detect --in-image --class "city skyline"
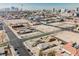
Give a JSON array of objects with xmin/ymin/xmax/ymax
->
[{"xmin": 0, "ymin": 3, "xmax": 79, "ymax": 10}]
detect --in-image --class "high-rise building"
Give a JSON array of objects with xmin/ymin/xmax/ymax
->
[
  {"xmin": 76, "ymin": 7, "xmax": 79, "ymax": 12},
  {"xmin": 10, "ymin": 6, "xmax": 19, "ymax": 11},
  {"xmin": 52, "ymin": 8, "xmax": 56, "ymax": 12}
]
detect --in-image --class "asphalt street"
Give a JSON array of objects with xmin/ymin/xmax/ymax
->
[{"xmin": 4, "ymin": 24, "xmax": 30, "ymax": 56}]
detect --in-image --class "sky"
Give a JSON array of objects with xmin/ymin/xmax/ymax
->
[{"xmin": 0, "ymin": 3, "xmax": 79, "ymax": 10}]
